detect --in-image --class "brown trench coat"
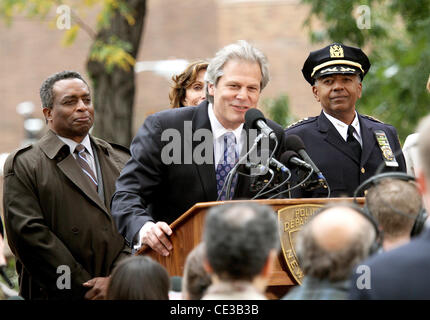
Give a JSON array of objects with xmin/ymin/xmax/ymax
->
[{"xmin": 3, "ymin": 130, "xmax": 131, "ymax": 299}]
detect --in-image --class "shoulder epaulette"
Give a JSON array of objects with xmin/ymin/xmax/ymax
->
[
  {"xmin": 362, "ymin": 114, "xmax": 383, "ymax": 123},
  {"xmin": 285, "ymin": 117, "xmax": 317, "ymax": 129},
  {"xmin": 4, "ymin": 144, "xmax": 33, "ymax": 173},
  {"xmin": 92, "ymin": 136, "xmax": 131, "ymax": 155},
  {"xmin": 108, "ymin": 142, "xmax": 131, "ymax": 155},
  {"xmin": 12, "ymin": 144, "xmax": 33, "ymax": 158}
]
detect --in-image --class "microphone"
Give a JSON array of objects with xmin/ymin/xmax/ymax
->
[
  {"xmin": 258, "ymin": 149, "xmax": 289, "ymax": 174},
  {"xmin": 269, "ymin": 157, "xmax": 289, "ymax": 173},
  {"xmin": 244, "ymin": 162, "xmax": 269, "ymax": 175},
  {"xmin": 245, "ymin": 109, "xmax": 277, "ymax": 140},
  {"xmin": 285, "ymin": 135, "xmax": 325, "ymax": 181},
  {"xmin": 280, "ymin": 151, "xmax": 312, "ymax": 170}
]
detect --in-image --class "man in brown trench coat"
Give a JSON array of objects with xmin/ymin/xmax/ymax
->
[{"xmin": 2, "ymin": 71, "xmax": 130, "ymax": 300}]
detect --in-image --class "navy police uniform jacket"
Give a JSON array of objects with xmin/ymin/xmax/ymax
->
[{"xmin": 284, "ymin": 111, "xmax": 406, "ymax": 198}]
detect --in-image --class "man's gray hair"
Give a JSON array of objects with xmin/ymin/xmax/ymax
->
[
  {"xmin": 296, "ymin": 204, "xmax": 376, "ymax": 282},
  {"xmin": 203, "ymin": 202, "xmax": 279, "ymax": 281},
  {"xmin": 204, "ymin": 40, "xmax": 270, "ymax": 104},
  {"xmin": 40, "ymin": 70, "xmax": 89, "ymax": 109}
]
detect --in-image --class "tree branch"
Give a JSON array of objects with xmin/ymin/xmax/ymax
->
[{"xmin": 71, "ymin": 9, "xmax": 97, "ymax": 40}]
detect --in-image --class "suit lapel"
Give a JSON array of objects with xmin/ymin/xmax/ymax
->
[
  {"xmin": 318, "ymin": 112, "xmax": 361, "ymax": 165},
  {"xmin": 94, "ymin": 142, "xmax": 120, "ymax": 210},
  {"xmin": 57, "ymin": 155, "xmax": 108, "ymax": 213},
  {"xmin": 192, "ymin": 101, "xmax": 218, "ymax": 201},
  {"xmin": 39, "ymin": 130, "xmax": 108, "ymax": 214},
  {"xmin": 358, "ymin": 114, "xmax": 378, "ymax": 166}
]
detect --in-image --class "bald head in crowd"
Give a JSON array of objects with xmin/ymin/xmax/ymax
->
[{"xmin": 297, "ymin": 203, "xmax": 377, "ymax": 282}]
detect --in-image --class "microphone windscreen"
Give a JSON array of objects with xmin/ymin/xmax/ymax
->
[
  {"xmin": 285, "ymin": 134, "xmax": 306, "ymax": 152},
  {"xmin": 245, "ymin": 108, "xmax": 266, "ymax": 129},
  {"xmin": 280, "ymin": 150, "xmax": 299, "ymax": 165}
]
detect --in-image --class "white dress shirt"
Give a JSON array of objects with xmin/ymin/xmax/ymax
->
[
  {"xmin": 323, "ymin": 110, "xmax": 362, "ymax": 147},
  {"xmin": 208, "ymin": 102, "xmax": 246, "ymax": 166},
  {"xmin": 57, "ymin": 134, "xmax": 97, "ymax": 180}
]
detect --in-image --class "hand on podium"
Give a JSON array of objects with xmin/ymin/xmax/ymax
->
[{"xmin": 140, "ymin": 221, "xmax": 173, "ymax": 256}]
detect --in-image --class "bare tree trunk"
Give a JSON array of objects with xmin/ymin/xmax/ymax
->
[{"xmin": 87, "ymin": 0, "xmax": 146, "ymax": 147}]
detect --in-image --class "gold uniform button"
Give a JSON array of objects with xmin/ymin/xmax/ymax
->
[{"xmin": 361, "ymin": 168, "xmax": 365, "ymax": 174}]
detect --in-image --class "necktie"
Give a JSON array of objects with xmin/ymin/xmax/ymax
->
[
  {"xmin": 347, "ymin": 125, "xmax": 362, "ymax": 161},
  {"xmin": 74, "ymin": 144, "xmax": 98, "ymax": 191},
  {"xmin": 216, "ymin": 132, "xmax": 238, "ymax": 200}
]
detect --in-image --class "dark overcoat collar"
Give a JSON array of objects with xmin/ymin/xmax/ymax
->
[{"xmin": 38, "ymin": 130, "xmax": 112, "ymax": 215}]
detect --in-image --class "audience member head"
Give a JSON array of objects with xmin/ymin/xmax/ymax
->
[
  {"xmin": 205, "ymin": 40, "xmax": 270, "ymax": 104},
  {"xmin": 169, "ymin": 60, "xmax": 208, "ymax": 108},
  {"xmin": 203, "ymin": 203, "xmax": 279, "ymax": 288},
  {"xmin": 182, "ymin": 243, "xmax": 212, "ymax": 300},
  {"xmin": 107, "ymin": 256, "xmax": 170, "ymax": 300},
  {"xmin": 40, "ymin": 70, "xmax": 93, "ymax": 143},
  {"xmin": 297, "ymin": 203, "xmax": 377, "ymax": 282},
  {"xmin": 366, "ymin": 178, "xmax": 422, "ymax": 249}
]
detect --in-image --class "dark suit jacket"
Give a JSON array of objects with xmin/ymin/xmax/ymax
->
[
  {"xmin": 349, "ymin": 227, "xmax": 430, "ymax": 299},
  {"xmin": 111, "ymin": 101, "xmax": 288, "ymax": 246},
  {"xmin": 0, "ymin": 215, "xmax": 3, "ymax": 238},
  {"xmin": 284, "ymin": 111, "xmax": 406, "ymax": 197},
  {"xmin": 3, "ymin": 130, "xmax": 131, "ymax": 299}
]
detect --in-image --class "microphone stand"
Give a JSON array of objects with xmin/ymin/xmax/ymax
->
[
  {"xmin": 223, "ymin": 133, "xmax": 265, "ymax": 201},
  {"xmin": 252, "ymin": 166, "xmax": 292, "ymax": 199},
  {"xmin": 268, "ymin": 167, "xmax": 315, "ymax": 199}
]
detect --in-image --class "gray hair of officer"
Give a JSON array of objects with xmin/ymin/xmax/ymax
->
[
  {"xmin": 203, "ymin": 202, "xmax": 279, "ymax": 281},
  {"xmin": 204, "ymin": 40, "xmax": 270, "ymax": 104},
  {"xmin": 296, "ymin": 203, "xmax": 376, "ymax": 282}
]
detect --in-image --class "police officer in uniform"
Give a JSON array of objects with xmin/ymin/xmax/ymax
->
[{"xmin": 285, "ymin": 43, "xmax": 406, "ymax": 198}]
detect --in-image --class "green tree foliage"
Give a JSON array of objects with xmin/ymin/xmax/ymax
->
[
  {"xmin": 262, "ymin": 94, "xmax": 297, "ymax": 128},
  {"xmin": 301, "ymin": 0, "xmax": 430, "ymax": 143},
  {"xmin": 0, "ymin": 0, "xmax": 136, "ymax": 72}
]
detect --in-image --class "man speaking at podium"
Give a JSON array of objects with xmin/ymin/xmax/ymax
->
[{"xmin": 111, "ymin": 41, "xmax": 288, "ymax": 256}]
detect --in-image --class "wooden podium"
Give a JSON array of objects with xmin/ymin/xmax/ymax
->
[{"xmin": 137, "ymin": 197, "xmax": 364, "ymax": 298}]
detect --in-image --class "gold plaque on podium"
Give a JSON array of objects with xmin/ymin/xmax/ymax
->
[{"xmin": 278, "ymin": 204, "xmax": 322, "ymax": 285}]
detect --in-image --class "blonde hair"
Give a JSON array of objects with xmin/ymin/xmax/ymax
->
[{"xmin": 169, "ymin": 60, "xmax": 208, "ymax": 108}]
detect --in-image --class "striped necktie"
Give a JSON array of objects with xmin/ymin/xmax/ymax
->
[
  {"xmin": 216, "ymin": 132, "xmax": 238, "ymax": 200},
  {"xmin": 74, "ymin": 144, "xmax": 98, "ymax": 191}
]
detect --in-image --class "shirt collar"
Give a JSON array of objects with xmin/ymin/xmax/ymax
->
[
  {"xmin": 57, "ymin": 134, "xmax": 93, "ymax": 157},
  {"xmin": 323, "ymin": 110, "xmax": 361, "ymax": 141},
  {"xmin": 208, "ymin": 102, "xmax": 244, "ymax": 142}
]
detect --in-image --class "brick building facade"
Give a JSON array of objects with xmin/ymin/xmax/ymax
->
[{"xmin": 0, "ymin": 0, "xmax": 322, "ymax": 155}]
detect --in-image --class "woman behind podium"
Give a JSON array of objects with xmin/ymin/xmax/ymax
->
[{"xmin": 169, "ymin": 60, "xmax": 208, "ymax": 108}]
